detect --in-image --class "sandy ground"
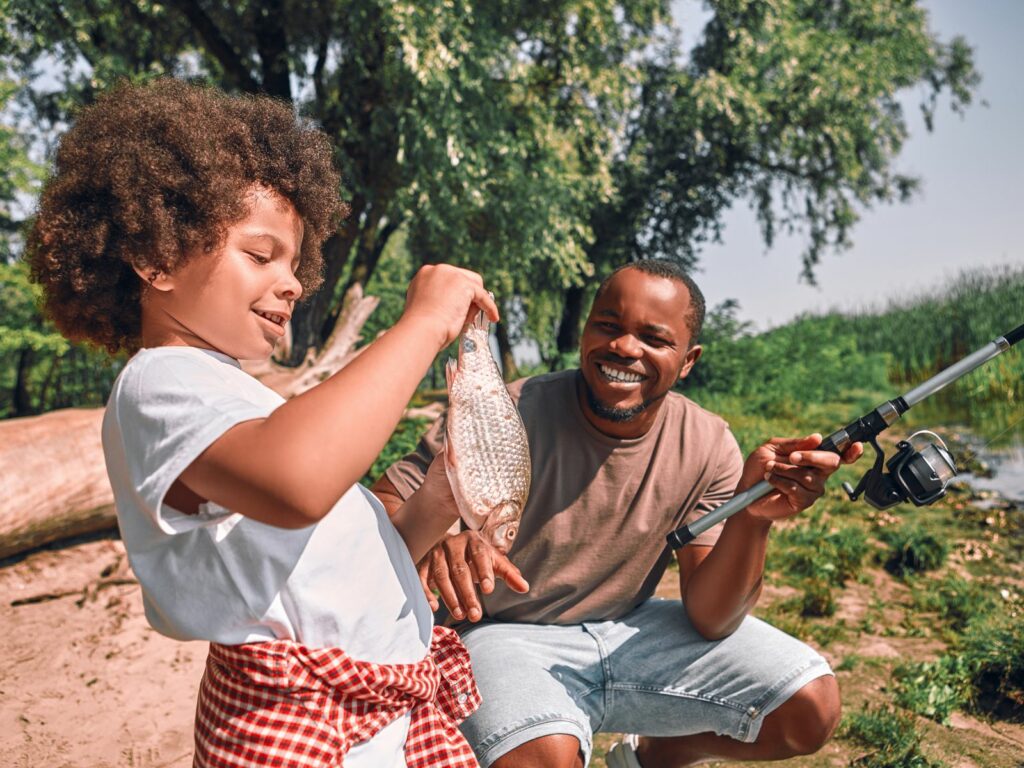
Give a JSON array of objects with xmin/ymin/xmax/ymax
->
[
  {"xmin": 5, "ymin": 533, "xmax": 1024, "ymax": 768},
  {"xmin": 1, "ymin": 538, "xmax": 201, "ymax": 768}
]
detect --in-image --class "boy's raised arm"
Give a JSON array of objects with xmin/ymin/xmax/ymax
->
[{"xmin": 176, "ymin": 265, "xmax": 498, "ymax": 529}]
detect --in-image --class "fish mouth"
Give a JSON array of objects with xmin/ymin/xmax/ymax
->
[
  {"xmin": 480, "ymin": 502, "xmax": 521, "ymax": 554},
  {"xmin": 483, "ymin": 520, "xmax": 519, "ymax": 554}
]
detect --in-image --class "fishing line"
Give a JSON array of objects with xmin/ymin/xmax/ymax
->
[{"xmin": 956, "ymin": 414, "xmax": 1024, "ymax": 465}]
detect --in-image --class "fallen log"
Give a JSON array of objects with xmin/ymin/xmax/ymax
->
[
  {"xmin": 0, "ymin": 408, "xmax": 112, "ymax": 561},
  {"xmin": 0, "ymin": 285, "xmax": 433, "ymax": 560}
]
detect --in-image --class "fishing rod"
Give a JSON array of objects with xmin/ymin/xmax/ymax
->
[{"xmin": 666, "ymin": 323, "xmax": 1024, "ymax": 549}]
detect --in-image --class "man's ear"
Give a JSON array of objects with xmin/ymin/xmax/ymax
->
[
  {"xmin": 131, "ymin": 263, "xmax": 174, "ymax": 292},
  {"xmin": 677, "ymin": 344, "xmax": 703, "ymax": 382}
]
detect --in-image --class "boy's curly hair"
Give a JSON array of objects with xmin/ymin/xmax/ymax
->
[{"xmin": 28, "ymin": 78, "xmax": 345, "ymax": 354}]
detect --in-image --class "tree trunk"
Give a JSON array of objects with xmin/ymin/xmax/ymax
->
[
  {"xmin": 553, "ymin": 285, "xmax": 585, "ymax": 367},
  {"xmin": 494, "ymin": 320, "xmax": 519, "ymax": 381},
  {"xmin": 0, "ymin": 285, "xmax": 398, "ymax": 560},
  {"xmin": 12, "ymin": 348, "xmax": 34, "ymax": 416},
  {"xmin": 283, "ymin": 220, "xmax": 361, "ymax": 366}
]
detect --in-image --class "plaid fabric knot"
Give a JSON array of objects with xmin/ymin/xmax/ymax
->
[{"xmin": 193, "ymin": 625, "xmax": 481, "ymax": 767}]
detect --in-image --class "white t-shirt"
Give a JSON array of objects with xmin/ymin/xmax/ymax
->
[{"xmin": 102, "ymin": 346, "xmax": 433, "ymax": 766}]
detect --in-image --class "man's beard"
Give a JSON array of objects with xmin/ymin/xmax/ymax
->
[{"xmin": 582, "ymin": 374, "xmax": 666, "ymax": 422}]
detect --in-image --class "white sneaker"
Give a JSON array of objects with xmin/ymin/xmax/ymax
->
[{"xmin": 605, "ymin": 734, "xmax": 643, "ymax": 768}]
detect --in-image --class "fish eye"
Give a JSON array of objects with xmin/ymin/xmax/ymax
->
[{"xmin": 464, "ymin": 338, "xmax": 477, "ymax": 352}]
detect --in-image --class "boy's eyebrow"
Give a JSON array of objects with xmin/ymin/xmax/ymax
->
[
  {"xmin": 239, "ymin": 231, "xmax": 301, "ymax": 259},
  {"xmin": 239, "ymin": 231, "xmax": 284, "ymax": 246}
]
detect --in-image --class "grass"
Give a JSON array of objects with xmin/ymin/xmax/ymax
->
[
  {"xmin": 840, "ymin": 705, "xmax": 946, "ymax": 768},
  {"xmin": 878, "ymin": 524, "xmax": 949, "ymax": 578},
  {"xmin": 893, "ymin": 656, "xmax": 973, "ymax": 724}
]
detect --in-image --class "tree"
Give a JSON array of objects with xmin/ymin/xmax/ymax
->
[
  {"xmin": 2, "ymin": 0, "xmax": 655, "ymax": 366},
  {"xmin": 551, "ymin": 0, "xmax": 980, "ymax": 357},
  {"xmin": 0, "ymin": 0, "xmax": 979, "ymax": 372}
]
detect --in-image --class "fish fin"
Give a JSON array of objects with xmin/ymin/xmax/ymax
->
[{"xmin": 445, "ymin": 358, "xmax": 458, "ymax": 390}]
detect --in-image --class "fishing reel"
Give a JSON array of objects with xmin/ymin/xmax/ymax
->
[{"xmin": 842, "ymin": 430, "xmax": 958, "ymax": 510}]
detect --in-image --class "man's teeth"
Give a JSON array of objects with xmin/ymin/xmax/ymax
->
[
  {"xmin": 255, "ymin": 310, "xmax": 285, "ymax": 325},
  {"xmin": 599, "ymin": 364, "xmax": 644, "ymax": 383}
]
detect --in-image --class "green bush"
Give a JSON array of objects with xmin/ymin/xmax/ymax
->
[
  {"xmin": 879, "ymin": 525, "xmax": 948, "ymax": 578},
  {"xmin": 960, "ymin": 611, "xmax": 1024, "ymax": 721},
  {"xmin": 893, "ymin": 656, "xmax": 972, "ymax": 724},
  {"xmin": 363, "ymin": 417, "xmax": 432, "ymax": 486},
  {"xmin": 841, "ymin": 705, "xmax": 945, "ymax": 768},
  {"xmin": 800, "ymin": 579, "xmax": 836, "ymax": 618},
  {"xmin": 687, "ymin": 265, "xmax": 1023, "ymax": 415},
  {"xmin": 767, "ymin": 517, "xmax": 869, "ymax": 587},
  {"xmin": 909, "ymin": 574, "xmax": 998, "ymax": 634}
]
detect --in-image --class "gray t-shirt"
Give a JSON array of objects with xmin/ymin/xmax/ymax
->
[{"xmin": 384, "ymin": 370, "xmax": 744, "ymax": 625}]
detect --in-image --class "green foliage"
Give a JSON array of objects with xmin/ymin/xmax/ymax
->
[
  {"xmin": 879, "ymin": 525, "xmax": 948, "ymax": 578},
  {"xmin": 841, "ymin": 704, "xmax": 946, "ymax": 768},
  {"xmin": 959, "ymin": 611, "xmax": 1024, "ymax": 721},
  {"xmin": 767, "ymin": 516, "xmax": 869, "ymax": 587},
  {"xmin": 362, "ymin": 417, "xmax": 431, "ymax": 486},
  {"xmin": 798, "ymin": 578, "xmax": 835, "ymax": 618},
  {"xmin": 0, "ymin": 0, "xmax": 981, "ymax": 368},
  {"xmin": 687, "ymin": 313, "xmax": 892, "ymax": 414},
  {"xmin": 0, "ymin": 259, "xmax": 120, "ymax": 417},
  {"xmin": 0, "ymin": 76, "xmax": 42, "ymax": 252},
  {"xmin": 688, "ymin": 265, "xmax": 1022, "ymax": 414},
  {"xmin": 835, "ymin": 653, "xmax": 861, "ymax": 672},
  {"xmin": 893, "ymin": 656, "xmax": 973, "ymax": 725},
  {"xmin": 362, "ymin": 230, "xmax": 413, "ymax": 344},
  {"xmin": 909, "ymin": 573, "xmax": 998, "ymax": 634}
]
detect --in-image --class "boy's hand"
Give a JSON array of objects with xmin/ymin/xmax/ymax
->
[
  {"xmin": 741, "ymin": 433, "xmax": 863, "ymax": 523},
  {"xmin": 401, "ymin": 264, "xmax": 500, "ymax": 350},
  {"xmin": 417, "ymin": 530, "xmax": 530, "ymax": 622}
]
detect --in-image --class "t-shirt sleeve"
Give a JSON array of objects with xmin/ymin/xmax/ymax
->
[
  {"xmin": 686, "ymin": 426, "xmax": 744, "ymax": 547},
  {"xmin": 381, "ymin": 411, "xmax": 447, "ymax": 500},
  {"xmin": 108, "ymin": 352, "xmax": 273, "ymax": 536}
]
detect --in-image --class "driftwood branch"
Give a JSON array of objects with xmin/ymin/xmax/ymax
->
[
  {"xmin": 241, "ymin": 283, "xmax": 380, "ymax": 398},
  {"xmin": 0, "ymin": 285, "xmax": 420, "ymax": 560}
]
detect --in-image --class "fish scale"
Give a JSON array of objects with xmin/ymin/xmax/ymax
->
[{"xmin": 444, "ymin": 313, "xmax": 531, "ymax": 554}]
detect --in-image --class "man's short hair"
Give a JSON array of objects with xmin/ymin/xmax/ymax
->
[{"xmin": 595, "ymin": 259, "xmax": 706, "ymax": 342}]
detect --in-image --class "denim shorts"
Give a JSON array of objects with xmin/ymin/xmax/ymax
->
[{"xmin": 458, "ymin": 598, "xmax": 832, "ymax": 767}]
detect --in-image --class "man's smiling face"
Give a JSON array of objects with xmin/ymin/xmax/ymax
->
[{"xmin": 577, "ymin": 267, "xmax": 702, "ymax": 438}]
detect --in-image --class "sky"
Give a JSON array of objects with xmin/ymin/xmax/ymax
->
[{"xmin": 670, "ymin": 0, "xmax": 1023, "ymax": 331}]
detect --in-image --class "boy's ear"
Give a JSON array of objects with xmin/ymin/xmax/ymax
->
[{"xmin": 131, "ymin": 264, "xmax": 174, "ymax": 291}]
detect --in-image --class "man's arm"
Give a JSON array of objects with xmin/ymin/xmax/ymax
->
[
  {"xmin": 370, "ymin": 437, "xmax": 529, "ymax": 620},
  {"xmin": 375, "ymin": 458, "xmax": 463, "ymax": 564},
  {"xmin": 679, "ymin": 433, "xmax": 862, "ymax": 640}
]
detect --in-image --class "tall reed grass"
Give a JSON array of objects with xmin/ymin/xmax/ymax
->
[{"xmin": 688, "ymin": 264, "xmax": 1023, "ymax": 414}]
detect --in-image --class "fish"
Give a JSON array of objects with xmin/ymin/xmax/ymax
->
[{"xmin": 444, "ymin": 312, "xmax": 531, "ymax": 554}]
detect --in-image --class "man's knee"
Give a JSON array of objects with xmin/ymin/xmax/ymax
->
[
  {"xmin": 490, "ymin": 733, "xmax": 584, "ymax": 768},
  {"xmin": 771, "ymin": 674, "xmax": 841, "ymax": 756}
]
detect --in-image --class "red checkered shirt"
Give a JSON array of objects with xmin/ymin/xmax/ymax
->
[{"xmin": 193, "ymin": 625, "xmax": 481, "ymax": 767}]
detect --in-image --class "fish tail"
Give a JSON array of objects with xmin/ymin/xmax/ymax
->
[{"xmin": 470, "ymin": 309, "xmax": 490, "ymax": 333}]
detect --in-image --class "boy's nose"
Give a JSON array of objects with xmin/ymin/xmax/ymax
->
[{"xmin": 279, "ymin": 269, "xmax": 302, "ymax": 301}]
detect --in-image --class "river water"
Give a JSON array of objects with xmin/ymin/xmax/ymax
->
[
  {"xmin": 958, "ymin": 439, "xmax": 1024, "ymax": 502},
  {"xmin": 912, "ymin": 397, "xmax": 1024, "ymax": 502}
]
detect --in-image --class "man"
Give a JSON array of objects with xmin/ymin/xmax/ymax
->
[{"xmin": 372, "ymin": 259, "xmax": 862, "ymax": 768}]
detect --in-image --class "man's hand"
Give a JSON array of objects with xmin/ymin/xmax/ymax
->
[
  {"xmin": 418, "ymin": 530, "xmax": 530, "ymax": 622},
  {"xmin": 742, "ymin": 433, "xmax": 863, "ymax": 522}
]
